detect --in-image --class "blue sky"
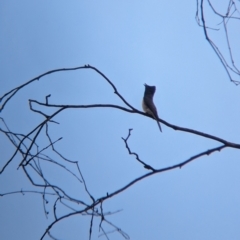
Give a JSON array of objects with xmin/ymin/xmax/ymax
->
[{"xmin": 1, "ymin": 1, "xmax": 240, "ymax": 240}]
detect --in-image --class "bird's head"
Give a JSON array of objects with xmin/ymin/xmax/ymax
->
[{"xmin": 144, "ymin": 83, "xmax": 156, "ymax": 95}]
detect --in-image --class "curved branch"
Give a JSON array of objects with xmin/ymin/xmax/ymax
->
[
  {"xmin": 30, "ymin": 99, "xmax": 240, "ymax": 149},
  {"xmin": 198, "ymin": 0, "xmax": 240, "ymax": 84},
  {"xmin": 39, "ymin": 143, "xmax": 226, "ymax": 239}
]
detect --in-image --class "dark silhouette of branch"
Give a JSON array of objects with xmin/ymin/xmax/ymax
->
[
  {"xmin": 28, "ymin": 99, "xmax": 240, "ymax": 149},
  {"xmin": 122, "ymin": 129, "xmax": 156, "ymax": 171},
  {"xmin": 0, "ymin": 66, "xmax": 86, "ymax": 112},
  {"xmin": 0, "ymin": 64, "xmax": 237, "ymax": 239},
  {"xmin": 196, "ymin": 0, "xmax": 240, "ymax": 84}
]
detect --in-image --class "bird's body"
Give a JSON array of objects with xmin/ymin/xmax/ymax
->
[{"xmin": 142, "ymin": 84, "xmax": 162, "ymax": 132}]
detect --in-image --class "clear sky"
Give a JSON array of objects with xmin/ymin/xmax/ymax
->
[{"xmin": 1, "ymin": 1, "xmax": 240, "ymax": 240}]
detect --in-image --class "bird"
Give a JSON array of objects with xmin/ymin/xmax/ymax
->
[{"xmin": 142, "ymin": 83, "xmax": 162, "ymax": 132}]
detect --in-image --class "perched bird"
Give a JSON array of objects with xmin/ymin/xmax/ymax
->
[{"xmin": 142, "ymin": 83, "xmax": 162, "ymax": 132}]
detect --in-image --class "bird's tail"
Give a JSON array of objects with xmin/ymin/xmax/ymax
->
[{"xmin": 156, "ymin": 120, "xmax": 162, "ymax": 132}]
